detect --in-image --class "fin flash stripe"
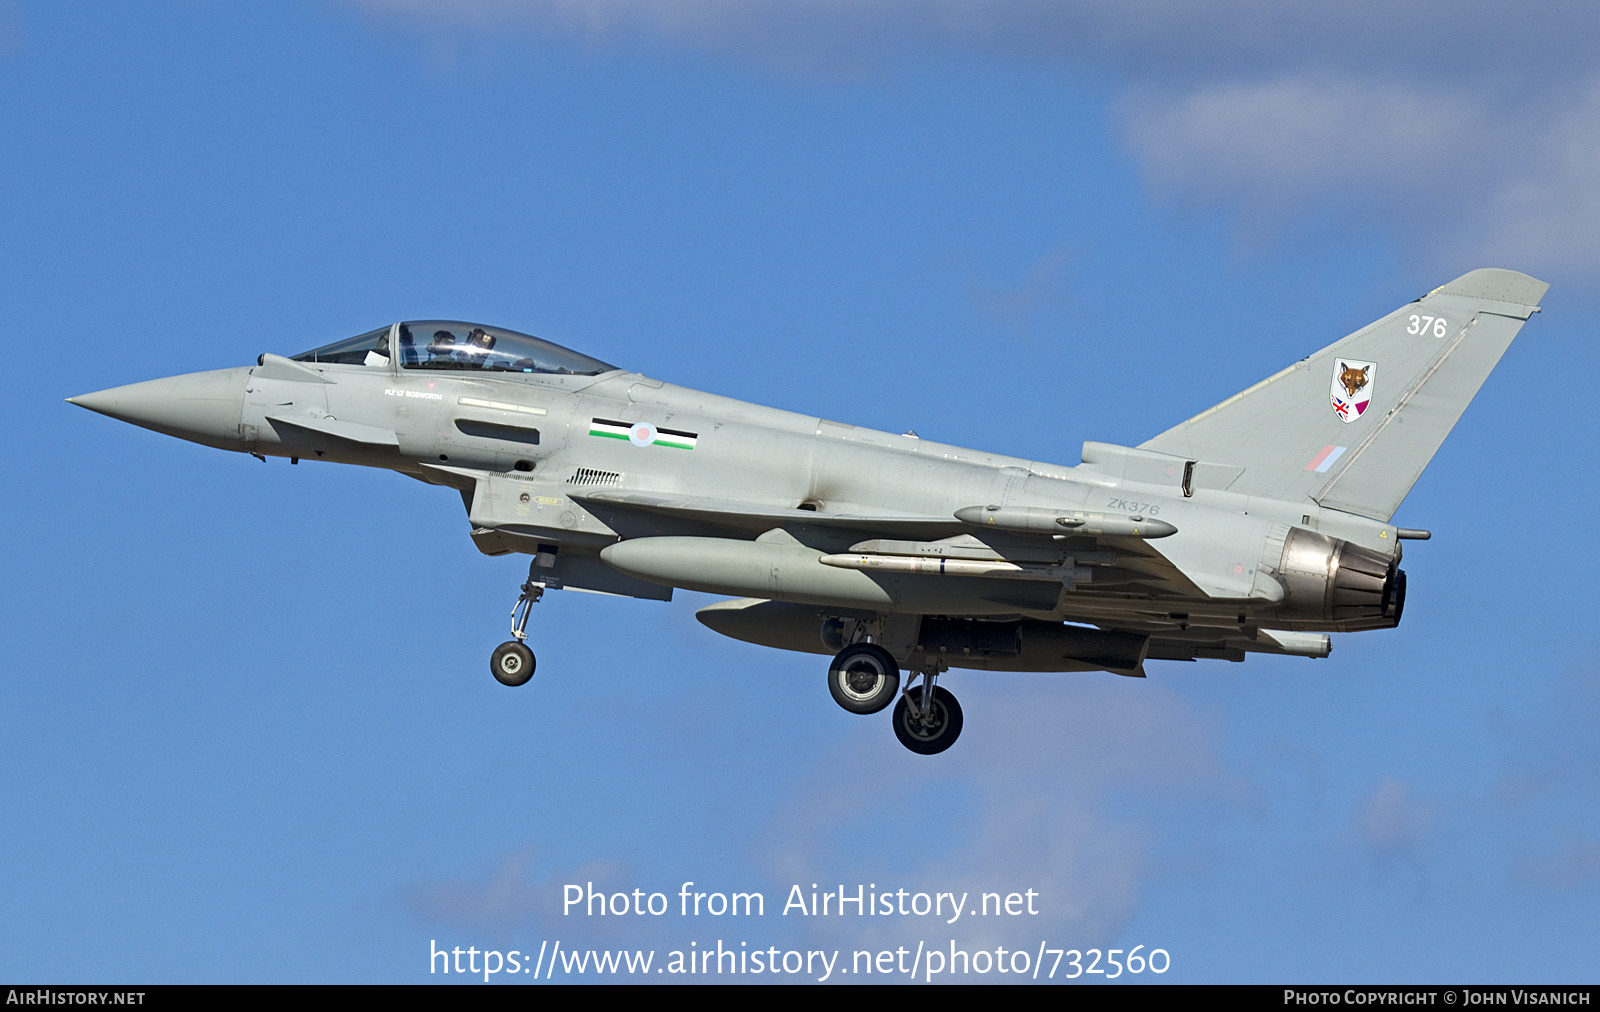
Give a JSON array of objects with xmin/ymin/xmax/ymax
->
[{"xmin": 1305, "ymin": 445, "xmax": 1347, "ymax": 473}]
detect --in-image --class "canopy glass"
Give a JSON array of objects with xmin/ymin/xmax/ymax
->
[{"xmin": 293, "ymin": 322, "xmax": 616, "ymax": 376}]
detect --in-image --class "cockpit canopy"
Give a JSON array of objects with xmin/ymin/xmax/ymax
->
[{"xmin": 292, "ymin": 321, "xmax": 616, "ymax": 376}]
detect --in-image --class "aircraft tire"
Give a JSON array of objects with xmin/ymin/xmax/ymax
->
[
  {"xmin": 892, "ymin": 686, "xmax": 963, "ymax": 755},
  {"xmin": 491, "ymin": 641, "xmax": 536, "ymax": 686},
  {"xmin": 827, "ymin": 643, "xmax": 900, "ymax": 714}
]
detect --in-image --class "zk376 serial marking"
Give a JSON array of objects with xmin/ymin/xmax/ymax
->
[{"xmin": 1105, "ymin": 498, "xmax": 1162, "ymax": 515}]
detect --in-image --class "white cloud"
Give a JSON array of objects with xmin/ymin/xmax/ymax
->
[
  {"xmin": 1489, "ymin": 666, "xmax": 1600, "ymax": 893},
  {"xmin": 1473, "ymin": 83, "xmax": 1600, "ymax": 271},
  {"xmin": 399, "ymin": 680, "xmax": 1234, "ymax": 953},
  {"xmin": 348, "ymin": 2, "xmax": 1600, "ymax": 84},
  {"xmin": 1354, "ymin": 779, "xmax": 1436, "ymax": 866},
  {"xmin": 348, "ymin": 0, "xmax": 1600, "ymax": 278},
  {"xmin": 759, "ymin": 679, "xmax": 1231, "ymax": 948},
  {"xmin": 408, "ymin": 848, "xmax": 629, "ymax": 938},
  {"xmin": 958, "ymin": 245, "xmax": 1074, "ymax": 341},
  {"xmin": 1513, "ymin": 837, "xmax": 1600, "ymax": 892},
  {"xmin": 1119, "ymin": 78, "xmax": 1495, "ymax": 212},
  {"xmin": 0, "ymin": 1, "xmax": 20, "ymax": 52},
  {"xmin": 1120, "ymin": 75, "xmax": 1600, "ymax": 277}
]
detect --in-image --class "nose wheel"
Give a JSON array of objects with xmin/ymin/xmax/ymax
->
[
  {"xmin": 491, "ymin": 560, "xmax": 545, "ymax": 687},
  {"xmin": 491, "ymin": 640, "xmax": 535, "ymax": 686}
]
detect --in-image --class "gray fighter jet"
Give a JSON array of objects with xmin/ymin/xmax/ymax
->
[{"xmin": 70, "ymin": 268, "xmax": 1546, "ymax": 754}]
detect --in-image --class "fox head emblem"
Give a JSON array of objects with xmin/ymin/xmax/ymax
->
[{"xmin": 1338, "ymin": 363, "xmax": 1370, "ymax": 398}]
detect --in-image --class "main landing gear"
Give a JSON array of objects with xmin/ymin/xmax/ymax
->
[
  {"xmin": 827, "ymin": 643, "xmax": 963, "ymax": 755},
  {"xmin": 827, "ymin": 643, "xmax": 899, "ymax": 713},
  {"xmin": 892, "ymin": 677, "xmax": 962, "ymax": 756},
  {"xmin": 490, "ymin": 561, "xmax": 543, "ymax": 687}
]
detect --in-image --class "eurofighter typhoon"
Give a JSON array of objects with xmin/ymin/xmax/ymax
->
[{"xmin": 70, "ymin": 269, "xmax": 1546, "ymax": 754}]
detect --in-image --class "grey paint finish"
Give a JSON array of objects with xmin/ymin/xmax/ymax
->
[
  {"xmin": 70, "ymin": 269, "xmax": 1542, "ymax": 677},
  {"xmin": 70, "ymin": 367, "xmax": 249, "ymax": 451},
  {"xmin": 1141, "ymin": 269, "xmax": 1546, "ymax": 520},
  {"xmin": 1315, "ymin": 310, "xmax": 1527, "ymax": 518}
]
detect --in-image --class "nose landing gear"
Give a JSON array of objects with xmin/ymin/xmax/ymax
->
[
  {"xmin": 490, "ymin": 560, "xmax": 544, "ymax": 687},
  {"xmin": 491, "ymin": 640, "xmax": 535, "ymax": 686}
]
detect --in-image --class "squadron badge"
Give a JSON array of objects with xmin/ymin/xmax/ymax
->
[{"xmin": 1331, "ymin": 359, "xmax": 1376, "ymax": 423}]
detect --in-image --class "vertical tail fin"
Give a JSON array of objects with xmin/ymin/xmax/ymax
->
[{"xmin": 1140, "ymin": 269, "xmax": 1547, "ymax": 520}]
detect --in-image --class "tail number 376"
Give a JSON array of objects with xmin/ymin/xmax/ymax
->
[{"xmin": 1408, "ymin": 315, "xmax": 1448, "ymax": 337}]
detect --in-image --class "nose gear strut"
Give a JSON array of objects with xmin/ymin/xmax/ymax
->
[
  {"xmin": 510, "ymin": 572, "xmax": 544, "ymax": 644},
  {"xmin": 491, "ymin": 558, "xmax": 545, "ymax": 687}
]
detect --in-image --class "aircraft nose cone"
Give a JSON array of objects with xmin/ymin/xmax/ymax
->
[{"xmin": 70, "ymin": 367, "xmax": 250, "ymax": 450}]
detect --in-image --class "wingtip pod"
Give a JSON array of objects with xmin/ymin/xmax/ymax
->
[{"xmin": 1432, "ymin": 268, "xmax": 1549, "ymax": 309}]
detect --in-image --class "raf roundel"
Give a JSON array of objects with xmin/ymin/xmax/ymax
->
[{"xmin": 629, "ymin": 422, "xmax": 659, "ymax": 447}]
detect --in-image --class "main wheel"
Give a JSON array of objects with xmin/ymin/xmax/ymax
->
[
  {"xmin": 490, "ymin": 641, "xmax": 536, "ymax": 686},
  {"xmin": 827, "ymin": 643, "xmax": 900, "ymax": 714},
  {"xmin": 892, "ymin": 685, "xmax": 963, "ymax": 755}
]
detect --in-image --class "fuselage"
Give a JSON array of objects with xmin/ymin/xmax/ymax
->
[
  {"xmin": 70, "ymin": 324, "xmax": 1405, "ymax": 661},
  {"xmin": 69, "ymin": 268, "xmax": 1550, "ymax": 751}
]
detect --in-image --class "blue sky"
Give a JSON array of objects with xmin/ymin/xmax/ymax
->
[{"xmin": 2, "ymin": 1, "xmax": 1597, "ymax": 983}]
